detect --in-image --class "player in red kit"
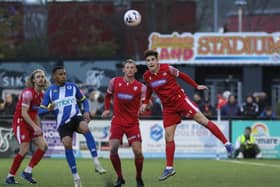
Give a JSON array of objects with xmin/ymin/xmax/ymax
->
[
  {"xmin": 140, "ymin": 50, "xmax": 233, "ymax": 181},
  {"xmin": 102, "ymin": 59, "xmax": 145, "ymax": 187},
  {"xmin": 5, "ymin": 69, "xmax": 49, "ymax": 184}
]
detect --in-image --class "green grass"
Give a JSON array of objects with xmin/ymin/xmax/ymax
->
[{"xmin": 1, "ymin": 158, "xmax": 280, "ymax": 187}]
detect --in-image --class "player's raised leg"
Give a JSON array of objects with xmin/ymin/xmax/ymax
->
[
  {"xmin": 110, "ymin": 139, "xmax": 125, "ymax": 187},
  {"xmin": 193, "ymin": 111, "xmax": 233, "ymax": 156},
  {"xmin": 78, "ymin": 121, "xmax": 106, "ymax": 174},
  {"xmin": 131, "ymin": 141, "xmax": 144, "ymax": 187},
  {"xmin": 21, "ymin": 136, "xmax": 48, "ymax": 184},
  {"xmin": 62, "ymin": 136, "xmax": 83, "ymax": 187},
  {"xmin": 159, "ymin": 125, "xmax": 176, "ymax": 181}
]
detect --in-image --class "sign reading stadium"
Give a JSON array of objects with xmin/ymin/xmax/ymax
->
[{"xmin": 148, "ymin": 32, "xmax": 280, "ymax": 64}]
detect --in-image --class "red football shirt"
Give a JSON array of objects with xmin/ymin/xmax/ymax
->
[
  {"xmin": 105, "ymin": 77, "xmax": 146, "ymax": 125},
  {"xmin": 143, "ymin": 64, "xmax": 198, "ymax": 108},
  {"xmin": 14, "ymin": 88, "xmax": 43, "ymax": 123}
]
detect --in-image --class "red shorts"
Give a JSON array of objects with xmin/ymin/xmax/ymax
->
[
  {"xmin": 12, "ymin": 117, "xmax": 42, "ymax": 143},
  {"xmin": 110, "ymin": 122, "xmax": 142, "ymax": 145},
  {"xmin": 163, "ymin": 96, "xmax": 199, "ymax": 128}
]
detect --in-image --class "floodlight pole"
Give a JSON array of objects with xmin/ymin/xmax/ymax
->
[{"xmin": 235, "ymin": 0, "xmax": 247, "ymax": 32}]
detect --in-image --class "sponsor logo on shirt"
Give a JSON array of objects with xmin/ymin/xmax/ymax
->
[
  {"xmin": 55, "ymin": 98, "xmax": 76, "ymax": 108},
  {"xmin": 117, "ymin": 93, "xmax": 133, "ymax": 100},
  {"xmin": 150, "ymin": 79, "xmax": 167, "ymax": 88}
]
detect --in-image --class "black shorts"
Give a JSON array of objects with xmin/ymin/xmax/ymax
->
[{"xmin": 58, "ymin": 115, "xmax": 84, "ymax": 138}]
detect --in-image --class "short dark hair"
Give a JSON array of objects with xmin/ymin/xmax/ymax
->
[
  {"xmin": 245, "ymin": 126, "xmax": 251, "ymax": 131},
  {"xmin": 122, "ymin": 59, "xmax": 136, "ymax": 67},
  {"xmin": 144, "ymin": 49, "xmax": 158, "ymax": 59},
  {"xmin": 52, "ymin": 66, "xmax": 64, "ymax": 74}
]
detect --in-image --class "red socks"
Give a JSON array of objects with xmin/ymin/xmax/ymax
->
[
  {"xmin": 206, "ymin": 121, "xmax": 227, "ymax": 144},
  {"xmin": 9, "ymin": 154, "xmax": 24, "ymax": 175},
  {"xmin": 134, "ymin": 156, "xmax": 144, "ymax": 179},
  {"xmin": 110, "ymin": 154, "xmax": 123, "ymax": 178},
  {"xmin": 166, "ymin": 141, "xmax": 175, "ymax": 167},
  {"xmin": 28, "ymin": 149, "xmax": 45, "ymax": 168},
  {"xmin": 111, "ymin": 154, "xmax": 143, "ymax": 179}
]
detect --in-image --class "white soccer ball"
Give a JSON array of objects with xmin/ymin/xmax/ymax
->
[{"xmin": 124, "ymin": 9, "xmax": 142, "ymax": 26}]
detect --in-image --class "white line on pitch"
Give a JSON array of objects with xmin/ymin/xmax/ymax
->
[{"xmin": 220, "ymin": 160, "xmax": 280, "ymax": 169}]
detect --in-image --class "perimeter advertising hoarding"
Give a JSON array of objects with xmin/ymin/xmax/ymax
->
[
  {"xmin": 77, "ymin": 120, "xmax": 229, "ymax": 159},
  {"xmin": 41, "ymin": 120, "xmax": 78, "ymax": 158},
  {"xmin": 140, "ymin": 120, "xmax": 229, "ymax": 159},
  {"xmin": 76, "ymin": 120, "xmax": 133, "ymax": 158},
  {"xmin": 148, "ymin": 32, "xmax": 280, "ymax": 65},
  {"xmin": 232, "ymin": 120, "xmax": 280, "ymax": 158},
  {"xmin": 0, "ymin": 119, "xmax": 18, "ymax": 157}
]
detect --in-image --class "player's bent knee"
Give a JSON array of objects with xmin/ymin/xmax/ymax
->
[
  {"xmin": 19, "ymin": 143, "xmax": 30, "ymax": 154},
  {"xmin": 110, "ymin": 149, "xmax": 118, "ymax": 155},
  {"xmin": 110, "ymin": 146, "xmax": 119, "ymax": 155},
  {"xmin": 78, "ymin": 123, "xmax": 90, "ymax": 134},
  {"xmin": 62, "ymin": 138, "xmax": 73, "ymax": 149},
  {"xmin": 133, "ymin": 150, "xmax": 143, "ymax": 158},
  {"xmin": 38, "ymin": 143, "xmax": 48, "ymax": 151},
  {"xmin": 165, "ymin": 133, "xmax": 175, "ymax": 142}
]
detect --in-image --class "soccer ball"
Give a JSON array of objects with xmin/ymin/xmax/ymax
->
[{"xmin": 124, "ymin": 9, "xmax": 142, "ymax": 26}]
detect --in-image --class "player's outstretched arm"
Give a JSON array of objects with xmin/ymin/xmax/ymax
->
[
  {"xmin": 169, "ymin": 65, "xmax": 199, "ymax": 88},
  {"xmin": 178, "ymin": 71, "xmax": 199, "ymax": 88}
]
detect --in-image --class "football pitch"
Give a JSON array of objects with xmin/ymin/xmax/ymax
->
[{"xmin": 1, "ymin": 158, "xmax": 280, "ymax": 187}]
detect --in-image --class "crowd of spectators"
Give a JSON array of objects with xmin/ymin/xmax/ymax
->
[
  {"xmin": 0, "ymin": 94, "xmax": 18, "ymax": 117},
  {"xmin": 192, "ymin": 91, "xmax": 276, "ymax": 119},
  {"xmin": 0, "ymin": 89, "xmax": 278, "ymax": 120}
]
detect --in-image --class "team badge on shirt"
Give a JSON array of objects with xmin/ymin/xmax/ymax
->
[
  {"xmin": 163, "ymin": 72, "xmax": 167, "ymax": 76},
  {"xmin": 133, "ymin": 86, "xmax": 138, "ymax": 91},
  {"xmin": 67, "ymin": 85, "xmax": 72, "ymax": 90}
]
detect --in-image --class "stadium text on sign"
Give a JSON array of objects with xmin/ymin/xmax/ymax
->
[{"xmin": 148, "ymin": 32, "xmax": 280, "ymax": 64}]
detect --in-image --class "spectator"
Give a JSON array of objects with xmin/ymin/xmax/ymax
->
[
  {"xmin": 221, "ymin": 95, "xmax": 240, "ymax": 117},
  {"xmin": 253, "ymin": 92, "xmax": 267, "ymax": 115},
  {"xmin": 151, "ymin": 95, "xmax": 162, "ymax": 117},
  {"xmin": 240, "ymin": 95, "xmax": 259, "ymax": 118},
  {"xmin": 3, "ymin": 93, "xmax": 18, "ymax": 115},
  {"xmin": 88, "ymin": 90, "xmax": 104, "ymax": 118},
  {"xmin": 234, "ymin": 126, "xmax": 262, "ymax": 159},
  {"xmin": 141, "ymin": 95, "xmax": 162, "ymax": 118},
  {"xmin": 217, "ymin": 90, "xmax": 231, "ymax": 110},
  {"xmin": 193, "ymin": 92, "xmax": 204, "ymax": 109},
  {"xmin": 258, "ymin": 106, "xmax": 276, "ymax": 119},
  {"xmin": 200, "ymin": 100, "xmax": 216, "ymax": 118},
  {"xmin": 0, "ymin": 98, "xmax": 5, "ymax": 116}
]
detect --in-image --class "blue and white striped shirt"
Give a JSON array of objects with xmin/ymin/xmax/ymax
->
[{"xmin": 39, "ymin": 82, "xmax": 89, "ymax": 128}]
